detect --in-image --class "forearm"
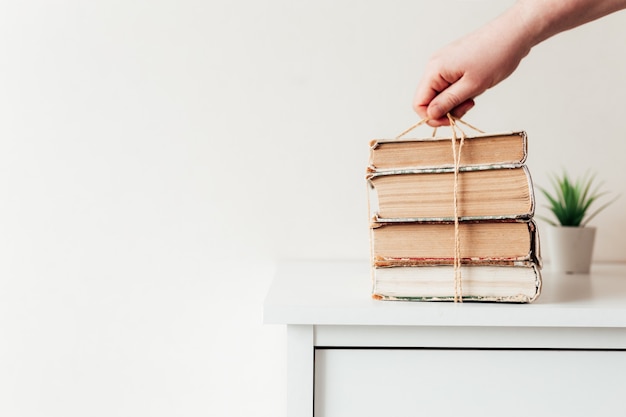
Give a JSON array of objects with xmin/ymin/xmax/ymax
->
[{"xmin": 509, "ymin": 0, "xmax": 626, "ymax": 47}]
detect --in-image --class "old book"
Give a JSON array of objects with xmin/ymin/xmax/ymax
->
[
  {"xmin": 367, "ymin": 165, "xmax": 534, "ymax": 221},
  {"xmin": 366, "ymin": 124, "xmax": 541, "ymax": 303},
  {"xmin": 372, "ymin": 263, "xmax": 542, "ymax": 303},
  {"xmin": 371, "ymin": 219, "xmax": 540, "ymax": 266},
  {"xmin": 369, "ymin": 131, "xmax": 527, "ymax": 172}
]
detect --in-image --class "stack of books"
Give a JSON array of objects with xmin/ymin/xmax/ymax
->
[{"xmin": 366, "ymin": 130, "xmax": 542, "ymax": 302}]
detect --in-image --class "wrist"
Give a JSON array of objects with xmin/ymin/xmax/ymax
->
[{"xmin": 477, "ymin": 4, "xmax": 535, "ymax": 60}]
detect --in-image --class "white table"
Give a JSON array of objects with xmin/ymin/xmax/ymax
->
[{"xmin": 264, "ymin": 261, "xmax": 626, "ymax": 417}]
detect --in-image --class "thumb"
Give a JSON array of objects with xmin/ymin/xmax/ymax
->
[{"xmin": 427, "ymin": 79, "xmax": 479, "ymax": 120}]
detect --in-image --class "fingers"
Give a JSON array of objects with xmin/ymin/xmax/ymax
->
[
  {"xmin": 451, "ymin": 99, "xmax": 475, "ymax": 118},
  {"xmin": 423, "ymin": 99, "xmax": 475, "ymax": 127},
  {"xmin": 426, "ymin": 77, "xmax": 478, "ymax": 121},
  {"xmin": 412, "ymin": 84, "xmax": 439, "ymax": 122},
  {"xmin": 414, "ymin": 96, "xmax": 476, "ymax": 127},
  {"xmin": 413, "ymin": 65, "xmax": 460, "ymax": 117},
  {"xmin": 413, "ymin": 70, "xmax": 478, "ymax": 127}
]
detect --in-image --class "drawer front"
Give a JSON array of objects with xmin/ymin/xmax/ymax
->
[{"xmin": 315, "ymin": 348, "xmax": 626, "ymax": 417}]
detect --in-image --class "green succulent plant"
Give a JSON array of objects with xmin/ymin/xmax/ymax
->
[{"xmin": 538, "ymin": 171, "xmax": 618, "ymax": 227}]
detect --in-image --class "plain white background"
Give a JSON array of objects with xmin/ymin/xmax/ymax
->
[{"xmin": 1, "ymin": 1, "xmax": 625, "ymax": 416}]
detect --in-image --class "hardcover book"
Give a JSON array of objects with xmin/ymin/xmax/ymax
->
[
  {"xmin": 371, "ymin": 263, "xmax": 542, "ymax": 302},
  {"xmin": 371, "ymin": 219, "xmax": 540, "ymax": 266},
  {"xmin": 367, "ymin": 165, "xmax": 535, "ymax": 222},
  {"xmin": 369, "ymin": 131, "xmax": 527, "ymax": 172}
]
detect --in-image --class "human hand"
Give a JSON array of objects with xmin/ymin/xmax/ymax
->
[
  {"xmin": 413, "ymin": 0, "xmax": 626, "ymax": 127},
  {"xmin": 413, "ymin": 18, "xmax": 532, "ymax": 126}
]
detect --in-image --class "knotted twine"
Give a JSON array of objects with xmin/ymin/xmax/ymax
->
[{"xmin": 395, "ymin": 115, "xmax": 484, "ymax": 302}]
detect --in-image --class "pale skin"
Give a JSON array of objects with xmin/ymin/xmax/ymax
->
[{"xmin": 414, "ymin": 0, "xmax": 626, "ymax": 126}]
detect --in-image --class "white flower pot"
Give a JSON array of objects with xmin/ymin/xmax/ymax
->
[{"xmin": 544, "ymin": 226, "xmax": 596, "ymax": 274}]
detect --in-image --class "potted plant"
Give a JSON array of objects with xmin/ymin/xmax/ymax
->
[{"xmin": 539, "ymin": 171, "xmax": 618, "ymax": 274}]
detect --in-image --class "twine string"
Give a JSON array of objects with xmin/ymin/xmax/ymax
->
[
  {"xmin": 454, "ymin": 117, "xmax": 485, "ymax": 134},
  {"xmin": 446, "ymin": 114, "xmax": 465, "ymax": 303},
  {"xmin": 396, "ymin": 115, "xmax": 478, "ymax": 302},
  {"xmin": 395, "ymin": 115, "xmax": 483, "ymax": 139},
  {"xmin": 395, "ymin": 118, "xmax": 431, "ymax": 139}
]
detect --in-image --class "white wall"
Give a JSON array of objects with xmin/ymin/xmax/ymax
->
[{"xmin": 1, "ymin": 1, "xmax": 625, "ymax": 416}]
